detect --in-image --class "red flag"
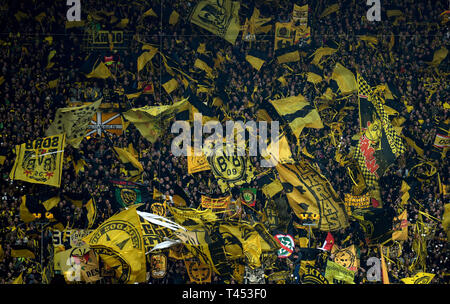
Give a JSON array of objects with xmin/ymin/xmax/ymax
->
[{"xmin": 322, "ymin": 232, "xmax": 335, "ymax": 251}]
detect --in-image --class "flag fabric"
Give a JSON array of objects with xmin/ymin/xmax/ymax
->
[
  {"xmin": 189, "ymin": 0, "xmax": 241, "ymax": 45},
  {"xmin": 256, "ymin": 170, "xmax": 283, "ymax": 198},
  {"xmin": 113, "ymin": 147, "xmax": 144, "ymax": 181},
  {"xmin": 319, "ymin": 3, "xmax": 339, "ymax": 19},
  {"xmin": 325, "ymin": 260, "xmax": 355, "ymax": 284},
  {"xmin": 275, "ymin": 45, "xmax": 300, "ymax": 64},
  {"xmin": 83, "ymin": 205, "xmax": 147, "ymax": 283},
  {"xmin": 331, "ymin": 244, "xmax": 359, "ymax": 272},
  {"xmin": 443, "ymin": 203, "xmax": 450, "ymax": 241},
  {"xmin": 79, "ymin": 249, "xmax": 101, "ymax": 283},
  {"xmin": 10, "ymin": 134, "xmax": 66, "ymax": 187},
  {"xmin": 12, "ymin": 273, "xmax": 24, "ymax": 284},
  {"xmin": 392, "ymin": 210, "xmax": 408, "ymax": 241},
  {"xmin": 301, "ymin": 264, "xmax": 329, "ymax": 284},
  {"xmin": 344, "ymin": 193, "xmax": 371, "ymax": 215},
  {"xmin": 187, "ymin": 147, "xmax": 211, "ymax": 174},
  {"xmin": 204, "ymin": 142, "xmax": 256, "ymax": 192},
  {"xmin": 138, "ymin": 212, "xmax": 176, "ymax": 255},
  {"xmin": 276, "ymin": 162, "xmax": 349, "ymax": 231},
  {"xmin": 310, "ymin": 47, "xmax": 338, "ymax": 68},
  {"xmin": 426, "ymin": 47, "xmax": 448, "ymax": 67},
  {"xmin": 354, "ymin": 74, "xmax": 405, "ymax": 203},
  {"xmin": 330, "ymin": 63, "xmax": 357, "ymax": 94},
  {"xmin": 321, "ymin": 232, "xmax": 335, "ymax": 251},
  {"xmin": 137, "ymin": 45, "xmax": 158, "ymax": 72},
  {"xmin": 242, "ymin": 6, "xmax": 272, "ymax": 38},
  {"xmin": 110, "ymin": 180, "xmax": 151, "ymax": 208},
  {"xmin": 87, "ymin": 112, "xmax": 123, "ymax": 137},
  {"xmin": 240, "ymin": 188, "xmax": 256, "ymax": 207},
  {"xmin": 85, "ymin": 198, "xmax": 97, "ymax": 229},
  {"xmin": 169, "ymin": 10, "xmax": 180, "ymax": 25},
  {"xmin": 270, "ymin": 95, "xmax": 323, "ymax": 138},
  {"xmin": 185, "ymin": 260, "xmax": 212, "ymax": 283},
  {"xmin": 86, "ymin": 60, "xmax": 114, "ymax": 79},
  {"xmin": 401, "ymin": 272, "xmax": 435, "ymax": 284},
  {"xmin": 351, "ymin": 208, "xmax": 393, "ymax": 243},
  {"xmin": 274, "ymin": 22, "xmax": 294, "ymax": 50},
  {"xmin": 46, "ymin": 98, "xmax": 102, "ymax": 148},
  {"xmin": 123, "ymin": 99, "xmax": 189, "ymax": 143},
  {"xmin": 245, "ymin": 49, "xmax": 267, "ymax": 71},
  {"xmin": 201, "ymin": 195, "xmax": 231, "ymax": 209},
  {"xmin": 161, "ymin": 72, "xmax": 179, "ymax": 94}
]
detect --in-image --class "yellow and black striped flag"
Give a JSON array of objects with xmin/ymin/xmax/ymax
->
[
  {"xmin": 270, "ymin": 95, "xmax": 323, "ymax": 138},
  {"xmin": 113, "ymin": 147, "xmax": 144, "ymax": 182}
]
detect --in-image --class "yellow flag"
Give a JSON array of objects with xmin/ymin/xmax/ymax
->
[
  {"xmin": 325, "ymin": 260, "xmax": 355, "ymax": 284},
  {"xmin": 83, "ymin": 205, "xmax": 146, "ymax": 283},
  {"xmin": 11, "ymin": 248, "xmax": 36, "ymax": 259},
  {"xmin": 311, "ymin": 47, "xmax": 337, "ymax": 68},
  {"xmin": 169, "ymin": 10, "xmax": 180, "ymax": 25},
  {"xmin": 86, "ymin": 61, "xmax": 114, "ymax": 79},
  {"xmin": 137, "ymin": 46, "xmax": 158, "ymax": 72},
  {"xmin": 401, "ymin": 272, "xmax": 435, "ymax": 284},
  {"xmin": 12, "ymin": 273, "xmax": 24, "ymax": 284},
  {"xmin": 9, "ymin": 134, "xmax": 66, "ymax": 187},
  {"xmin": 392, "ymin": 209, "xmax": 408, "ymax": 241},
  {"xmin": 331, "ymin": 244, "xmax": 359, "ymax": 272},
  {"xmin": 113, "ymin": 146, "xmax": 144, "ymax": 181},
  {"xmin": 123, "ymin": 99, "xmax": 189, "ymax": 143},
  {"xmin": 187, "ymin": 147, "xmax": 211, "ymax": 174},
  {"xmin": 46, "ymin": 98, "xmax": 102, "ymax": 148},
  {"xmin": 276, "ymin": 162, "xmax": 349, "ymax": 231},
  {"xmin": 270, "ymin": 95, "xmax": 323, "ymax": 138},
  {"xmin": 85, "ymin": 198, "xmax": 97, "ymax": 229},
  {"xmin": 190, "ymin": 0, "xmax": 241, "ymax": 45},
  {"xmin": 319, "ymin": 3, "xmax": 339, "ymax": 18},
  {"xmin": 331, "ymin": 63, "xmax": 357, "ymax": 94},
  {"xmin": 442, "ymin": 203, "xmax": 450, "ymax": 241},
  {"xmin": 427, "ymin": 47, "xmax": 448, "ymax": 67},
  {"xmin": 185, "ymin": 260, "xmax": 212, "ymax": 284}
]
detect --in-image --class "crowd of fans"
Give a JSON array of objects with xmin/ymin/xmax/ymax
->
[{"xmin": 0, "ymin": 0, "xmax": 448, "ymax": 284}]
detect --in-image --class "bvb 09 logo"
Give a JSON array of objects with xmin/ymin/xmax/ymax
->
[{"xmin": 209, "ymin": 155, "xmax": 246, "ymax": 182}]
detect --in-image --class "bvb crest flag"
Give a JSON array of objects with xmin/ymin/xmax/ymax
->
[
  {"xmin": 204, "ymin": 143, "xmax": 255, "ymax": 192},
  {"xmin": 10, "ymin": 134, "xmax": 65, "ymax": 187},
  {"xmin": 83, "ymin": 205, "xmax": 146, "ymax": 283},
  {"xmin": 46, "ymin": 98, "xmax": 102, "ymax": 148},
  {"xmin": 276, "ymin": 162, "xmax": 349, "ymax": 231},
  {"xmin": 331, "ymin": 244, "xmax": 359, "ymax": 272},
  {"xmin": 110, "ymin": 180, "xmax": 151, "ymax": 208},
  {"xmin": 185, "ymin": 260, "xmax": 212, "ymax": 284},
  {"xmin": 401, "ymin": 272, "xmax": 435, "ymax": 284},
  {"xmin": 189, "ymin": 0, "xmax": 241, "ymax": 45}
]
